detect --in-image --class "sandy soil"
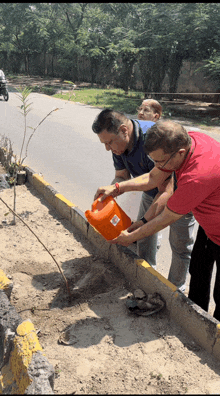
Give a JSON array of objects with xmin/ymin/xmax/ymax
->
[{"xmin": 1, "ymin": 175, "xmax": 220, "ymax": 394}]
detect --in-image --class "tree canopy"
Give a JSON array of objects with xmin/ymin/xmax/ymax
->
[{"xmin": 0, "ymin": 3, "xmax": 219, "ymax": 93}]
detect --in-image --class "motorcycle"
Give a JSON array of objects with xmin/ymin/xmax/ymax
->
[{"xmin": 0, "ymin": 77, "xmax": 9, "ymax": 101}]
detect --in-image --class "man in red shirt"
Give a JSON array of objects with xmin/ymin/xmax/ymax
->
[
  {"xmin": 136, "ymin": 99, "xmax": 195, "ymax": 294},
  {"xmin": 96, "ymin": 120, "xmax": 220, "ymax": 320}
]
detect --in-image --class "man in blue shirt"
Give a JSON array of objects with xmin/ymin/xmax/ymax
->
[{"xmin": 92, "ymin": 107, "xmax": 195, "ymax": 291}]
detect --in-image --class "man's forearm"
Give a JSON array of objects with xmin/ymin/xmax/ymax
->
[
  {"xmin": 130, "ymin": 207, "xmax": 179, "ymax": 242},
  {"xmin": 143, "ymin": 191, "xmax": 171, "ymax": 221},
  {"xmin": 111, "ymin": 176, "xmax": 130, "ymax": 185},
  {"xmin": 94, "ymin": 168, "xmax": 172, "ymax": 202},
  {"xmin": 144, "ymin": 174, "xmax": 174, "ymax": 220},
  {"xmin": 110, "ymin": 175, "xmax": 131, "ymax": 197},
  {"xmin": 118, "ymin": 169, "xmax": 169, "ymax": 194}
]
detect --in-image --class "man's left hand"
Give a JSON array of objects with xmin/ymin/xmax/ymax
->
[{"xmin": 109, "ymin": 230, "xmax": 135, "ymax": 246}]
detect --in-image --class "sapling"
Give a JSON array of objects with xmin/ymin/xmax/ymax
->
[
  {"xmin": 64, "ymin": 80, "xmax": 76, "ymax": 101},
  {"xmin": 9, "ymin": 86, "xmax": 59, "ymax": 224},
  {"xmin": 0, "ymin": 88, "xmax": 71, "ymax": 295}
]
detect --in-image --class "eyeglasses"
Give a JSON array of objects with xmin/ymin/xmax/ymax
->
[{"xmin": 148, "ymin": 151, "xmax": 178, "ymax": 169}]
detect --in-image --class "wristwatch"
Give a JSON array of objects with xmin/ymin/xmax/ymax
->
[{"xmin": 141, "ymin": 216, "xmax": 148, "ymax": 224}]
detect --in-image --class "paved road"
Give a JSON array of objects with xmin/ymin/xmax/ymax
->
[{"xmin": 1, "ymin": 91, "xmax": 220, "ymax": 311}]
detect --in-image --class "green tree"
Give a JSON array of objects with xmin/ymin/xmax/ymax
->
[
  {"xmin": 132, "ymin": 3, "xmax": 173, "ymax": 95},
  {"xmin": 103, "ymin": 3, "xmax": 140, "ymax": 92},
  {"xmin": 135, "ymin": 3, "xmax": 220, "ymax": 95},
  {"xmin": 1, "ymin": 2, "xmax": 220, "ymax": 94}
]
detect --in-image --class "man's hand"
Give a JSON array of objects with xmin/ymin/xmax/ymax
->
[
  {"xmin": 109, "ymin": 229, "xmax": 136, "ymax": 246},
  {"xmin": 127, "ymin": 220, "xmax": 143, "ymax": 232},
  {"xmin": 94, "ymin": 184, "xmax": 117, "ymax": 201},
  {"xmin": 94, "ymin": 169, "xmax": 129, "ymax": 202}
]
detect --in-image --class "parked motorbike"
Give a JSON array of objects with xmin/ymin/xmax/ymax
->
[{"xmin": 0, "ymin": 77, "xmax": 9, "ymax": 101}]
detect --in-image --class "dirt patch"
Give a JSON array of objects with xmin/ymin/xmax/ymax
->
[
  {"xmin": 163, "ymin": 99, "xmax": 220, "ymax": 127},
  {"xmin": 7, "ymin": 75, "xmax": 69, "ymax": 89},
  {"xmin": 1, "ymin": 176, "xmax": 220, "ymax": 394},
  {"xmin": 7, "ymin": 75, "xmax": 96, "ymax": 93}
]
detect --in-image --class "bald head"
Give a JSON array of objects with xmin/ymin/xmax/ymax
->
[
  {"xmin": 144, "ymin": 120, "xmax": 191, "ymax": 154},
  {"xmin": 137, "ymin": 99, "xmax": 162, "ymax": 121},
  {"xmin": 142, "ymin": 99, "xmax": 162, "ymax": 117}
]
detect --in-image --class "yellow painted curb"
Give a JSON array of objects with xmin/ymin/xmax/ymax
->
[
  {"xmin": 136, "ymin": 259, "xmax": 177, "ymax": 292},
  {"xmin": 0, "ymin": 269, "xmax": 12, "ymax": 297},
  {"xmin": 55, "ymin": 193, "xmax": 76, "ymax": 208},
  {"xmin": 33, "ymin": 174, "xmax": 50, "ymax": 186},
  {"xmin": 136, "ymin": 258, "xmax": 151, "ymax": 268},
  {"xmin": 0, "ymin": 269, "xmax": 11, "ymax": 289},
  {"xmin": 0, "ymin": 320, "xmax": 43, "ymax": 394}
]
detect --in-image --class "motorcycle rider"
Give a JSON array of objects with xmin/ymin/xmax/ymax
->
[{"xmin": 0, "ymin": 70, "xmax": 6, "ymax": 80}]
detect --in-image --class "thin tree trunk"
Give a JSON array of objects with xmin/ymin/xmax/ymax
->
[{"xmin": 12, "ymin": 178, "xmax": 16, "ymax": 225}]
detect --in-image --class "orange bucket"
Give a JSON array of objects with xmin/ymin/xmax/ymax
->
[{"xmin": 85, "ymin": 195, "xmax": 132, "ymax": 241}]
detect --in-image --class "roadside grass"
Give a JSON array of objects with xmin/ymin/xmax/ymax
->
[
  {"xmin": 6, "ymin": 73, "xmax": 220, "ymax": 128},
  {"xmin": 54, "ymin": 87, "xmax": 144, "ymax": 114},
  {"xmin": 54, "ymin": 87, "xmax": 220, "ymax": 128},
  {"xmin": 6, "ymin": 73, "xmax": 24, "ymax": 80}
]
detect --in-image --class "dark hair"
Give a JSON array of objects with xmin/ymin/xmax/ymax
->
[
  {"xmin": 144, "ymin": 120, "xmax": 191, "ymax": 154},
  {"xmin": 92, "ymin": 108, "xmax": 128, "ymax": 135}
]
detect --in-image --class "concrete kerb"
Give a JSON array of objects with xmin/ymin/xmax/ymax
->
[
  {"xmin": 0, "ymin": 165, "xmax": 55, "ymax": 393},
  {"xmin": 23, "ymin": 166, "xmax": 220, "ymax": 361},
  {"xmin": 0, "ymin": 287, "xmax": 54, "ymax": 394}
]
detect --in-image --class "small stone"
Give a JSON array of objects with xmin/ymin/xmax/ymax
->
[
  {"xmin": 134, "ymin": 289, "xmax": 146, "ymax": 299},
  {"xmin": 104, "ymin": 325, "xmax": 111, "ymax": 330},
  {"xmin": 136, "ymin": 300, "xmax": 149, "ymax": 309},
  {"xmin": 137, "ymin": 300, "xmax": 153, "ymax": 310}
]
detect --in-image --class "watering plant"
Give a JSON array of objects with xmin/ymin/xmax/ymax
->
[
  {"xmin": 0, "ymin": 88, "xmax": 71, "ymax": 295},
  {"xmin": 64, "ymin": 80, "xmax": 76, "ymax": 101},
  {"xmin": 7, "ymin": 86, "xmax": 59, "ymax": 224}
]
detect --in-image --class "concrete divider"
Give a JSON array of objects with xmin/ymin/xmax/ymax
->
[
  {"xmin": 0, "ymin": 285, "xmax": 54, "ymax": 394},
  {"xmin": 24, "ymin": 166, "xmax": 220, "ymax": 361},
  {"xmin": 0, "ymin": 269, "xmax": 13, "ymax": 299}
]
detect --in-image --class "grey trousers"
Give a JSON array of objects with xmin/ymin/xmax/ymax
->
[{"xmin": 137, "ymin": 192, "xmax": 196, "ymax": 291}]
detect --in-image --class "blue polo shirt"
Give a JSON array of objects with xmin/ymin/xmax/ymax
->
[{"xmin": 112, "ymin": 120, "xmax": 158, "ymax": 198}]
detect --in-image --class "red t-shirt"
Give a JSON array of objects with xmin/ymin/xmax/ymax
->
[{"xmin": 167, "ymin": 131, "xmax": 220, "ymax": 245}]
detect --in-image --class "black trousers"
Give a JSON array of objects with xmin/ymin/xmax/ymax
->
[{"xmin": 188, "ymin": 225, "xmax": 220, "ymax": 321}]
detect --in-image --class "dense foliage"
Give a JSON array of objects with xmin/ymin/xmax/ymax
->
[{"xmin": 0, "ymin": 3, "xmax": 219, "ymax": 92}]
